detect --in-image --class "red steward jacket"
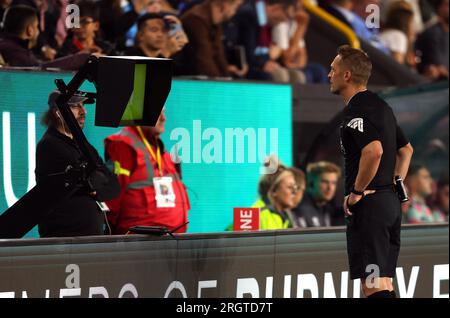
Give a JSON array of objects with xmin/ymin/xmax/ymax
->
[{"xmin": 104, "ymin": 127, "xmax": 190, "ymax": 234}]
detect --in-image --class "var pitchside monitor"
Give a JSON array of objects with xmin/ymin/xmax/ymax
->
[
  {"xmin": 0, "ymin": 69, "xmax": 292, "ymax": 236},
  {"xmin": 95, "ymin": 56, "xmax": 172, "ymax": 127}
]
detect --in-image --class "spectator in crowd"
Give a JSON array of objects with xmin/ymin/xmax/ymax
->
[
  {"xmin": 12, "ymin": 0, "xmax": 65, "ymax": 61},
  {"xmin": 104, "ymin": 108, "xmax": 190, "ymax": 234},
  {"xmin": 181, "ymin": 0, "xmax": 248, "ymax": 78},
  {"xmin": 0, "ymin": 0, "xmax": 9, "ymax": 63},
  {"xmin": 123, "ymin": 0, "xmax": 179, "ymax": 48},
  {"xmin": 415, "ymin": 0, "xmax": 449, "ymax": 80},
  {"xmin": 0, "ymin": 0, "xmax": 12, "ymax": 22},
  {"xmin": 53, "ymin": 0, "xmax": 69, "ymax": 49},
  {"xmin": 58, "ymin": 0, "xmax": 114, "ymax": 57},
  {"xmin": 36, "ymin": 89, "xmax": 120, "ymax": 237},
  {"xmin": 228, "ymin": 159, "xmax": 322, "ymax": 231},
  {"xmin": 223, "ymin": 158, "xmax": 287, "ymax": 231},
  {"xmin": 230, "ymin": 156, "xmax": 302, "ymax": 231},
  {"xmin": 381, "ymin": 0, "xmax": 434, "ymax": 34},
  {"xmin": 290, "ymin": 166, "xmax": 307, "ymax": 206},
  {"xmin": 380, "ymin": 1, "xmax": 417, "ymax": 66},
  {"xmin": 271, "ymin": 0, "xmax": 328, "ymax": 83},
  {"xmin": 250, "ymin": 156, "xmax": 286, "ymax": 207},
  {"xmin": 258, "ymin": 165, "xmax": 299, "ymax": 229},
  {"xmin": 286, "ymin": 166, "xmax": 307, "ymax": 223},
  {"xmin": 404, "ymin": 164, "xmax": 437, "ymax": 223},
  {"xmin": 352, "ymin": 0, "xmax": 402, "ymax": 48},
  {"xmin": 318, "ymin": 0, "xmax": 390, "ymax": 54},
  {"xmin": 126, "ymin": 12, "xmax": 187, "ymax": 58},
  {"xmin": 98, "ymin": 0, "xmax": 148, "ymax": 51},
  {"xmin": 291, "ymin": 161, "xmax": 343, "ymax": 227},
  {"xmin": 223, "ymin": 0, "xmax": 303, "ymax": 82},
  {"xmin": 0, "ymin": 0, "xmax": 9, "ymax": 65},
  {"xmin": 431, "ymin": 173, "xmax": 449, "ymax": 222},
  {"xmin": 318, "ymin": 0, "xmax": 350, "ymax": 26},
  {"xmin": 253, "ymin": 156, "xmax": 305, "ymax": 204},
  {"xmin": 0, "ymin": 5, "xmax": 89, "ymax": 69},
  {"xmin": 160, "ymin": 13, "xmax": 189, "ymax": 59}
]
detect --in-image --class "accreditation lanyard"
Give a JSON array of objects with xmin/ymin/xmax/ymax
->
[{"xmin": 136, "ymin": 126, "xmax": 163, "ymax": 176}]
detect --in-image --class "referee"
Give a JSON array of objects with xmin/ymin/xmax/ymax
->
[{"xmin": 328, "ymin": 46, "xmax": 414, "ymax": 298}]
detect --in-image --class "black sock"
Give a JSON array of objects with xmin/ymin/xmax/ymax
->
[
  {"xmin": 390, "ymin": 290, "xmax": 397, "ymax": 298},
  {"xmin": 367, "ymin": 290, "xmax": 394, "ymax": 298}
]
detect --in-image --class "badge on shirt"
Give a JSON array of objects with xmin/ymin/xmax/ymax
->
[
  {"xmin": 347, "ymin": 118, "xmax": 364, "ymax": 132},
  {"xmin": 154, "ymin": 177, "xmax": 176, "ymax": 208}
]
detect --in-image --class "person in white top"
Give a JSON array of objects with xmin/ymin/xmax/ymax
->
[
  {"xmin": 380, "ymin": 0, "xmax": 426, "ymax": 33},
  {"xmin": 271, "ymin": 0, "xmax": 328, "ymax": 83},
  {"xmin": 379, "ymin": 1, "xmax": 417, "ymax": 65}
]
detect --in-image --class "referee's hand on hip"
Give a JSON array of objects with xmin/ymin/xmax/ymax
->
[{"xmin": 343, "ymin": 190, "xmax": 376, "ymax": 217}]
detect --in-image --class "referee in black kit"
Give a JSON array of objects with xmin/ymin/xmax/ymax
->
[{"xmin": 328, "ymin": 45, "xmax": 414, "ymax": 298}]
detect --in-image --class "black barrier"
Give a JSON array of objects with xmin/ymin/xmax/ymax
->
[{"xmin": 0, "ymin": 224, "xmax": 448, "ymax": 298}]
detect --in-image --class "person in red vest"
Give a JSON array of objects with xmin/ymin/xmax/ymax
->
[{"xmin": 104, "ymin": 108, "xmax": 190, "ymax": 234}]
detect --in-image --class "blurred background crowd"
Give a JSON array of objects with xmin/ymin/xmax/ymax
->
[
  {"xmin": 0, "ymin": 0, "xmax": 448, "ymax": 82},
  {"xmin": 0, "ymin": 0, "xmax": 448, "ymax": 232}
]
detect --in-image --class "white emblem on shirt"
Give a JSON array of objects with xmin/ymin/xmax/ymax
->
[{"xmin": 347, "ymin": 118, "xmax": 364, "ymax": 132}]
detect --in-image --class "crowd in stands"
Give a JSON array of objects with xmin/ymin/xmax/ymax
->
[
  {"xmin": 0, "ymin": 0, "xmax": 448, "ymax": 82},
  {"xmin": 0, "ymin": 0, "xmax": 448, "ymax": 234},
  {"xmin": 319, "ymin": 0, "xmax": 448, "ymax": 80},
  {"xmin": 242, "ymin": 157, "xmax": 345, "ymax": 231},
  {"xmin": 403, "ymin": 164, "xmax": 448, "ymax": 223},
  {"xmin": 247, "ymin": 157, "xmax": 448, "ymax": 231}
]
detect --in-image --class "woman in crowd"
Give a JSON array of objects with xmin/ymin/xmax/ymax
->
[
  {"xmin": 255, "ymin": 163, "xmax": 303, "ymax": 230},
  {"xmin": 380, "ymin": 1, "xmax": 418, "ymax": 66}
]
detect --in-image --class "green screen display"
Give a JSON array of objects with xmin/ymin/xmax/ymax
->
[
  {"xmin": 0, "ymin": 70, "xmax": 292, "ymax": 237},
  {"xmin": 121, "ymin": 64, "xmax": 146, "ymax": 122}
]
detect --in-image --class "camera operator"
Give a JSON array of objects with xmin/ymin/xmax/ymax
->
[{"xmin": 35, "ymin": 90, "xmax": 120, "ymax": 237}]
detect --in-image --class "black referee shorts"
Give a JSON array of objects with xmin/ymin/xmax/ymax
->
[{"xmin": 346, "ymin": 190, "xmax": 402, "ymax": 280}]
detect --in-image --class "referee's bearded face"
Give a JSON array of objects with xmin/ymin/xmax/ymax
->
[{"xmin": 328, "ymin": 55, "xmax": 346, "ymax": 95}]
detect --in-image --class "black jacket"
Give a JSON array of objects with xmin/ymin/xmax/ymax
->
[
  {"xmin": 292, "ymin": 193, "xmax": 343, "ymax": 227},
  {"xmin": 12, "ymin": 0, "xmax": 60, "ymax": 53},
  {"xmin": 98, "ymin": 0, "xmax": 139, "ymax": 51},
  {"xmin": 0, "ymin": 33, "xmax": 90, "ymax": 70},
  {"xmin": 35, "ymin": 127, "xmax": 120, "ymax": 237},
  {"xmin": 58, "ymin": 34, "xmax": 115, "ymax": 58},
  {"xmin": 223, "ymin": 1, "xmax": 270, "ymax": 73}
]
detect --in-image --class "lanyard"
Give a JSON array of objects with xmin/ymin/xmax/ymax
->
[{"xmin": 136, "ymin": 126, "xmax": 163, "ymax": 176}]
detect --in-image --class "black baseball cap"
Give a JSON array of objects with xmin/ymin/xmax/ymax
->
[{"xmin": 48, "ymin": 90, "xmax": 95, "ymax": 108}]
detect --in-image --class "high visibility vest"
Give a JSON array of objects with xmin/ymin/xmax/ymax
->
[
  {"xmin": 104, "ymin": 127, "xmax": 190, "ymax": 234},
  {"xmin": 224, "ymin": 200, "xmax": 291, "ymax": 231},
  {"xmin": 257, "ymin": 202, "xmax": 291, "ymax": 230}
]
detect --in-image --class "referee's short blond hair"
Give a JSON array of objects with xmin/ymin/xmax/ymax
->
[{"xmin": 337, "ymin": 45, "xmax": 372, "ymax": 86}]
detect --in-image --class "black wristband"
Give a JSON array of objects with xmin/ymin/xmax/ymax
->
[{"xmin": 351, "ymin": 187, "xmax": 364, "ymax": 196}]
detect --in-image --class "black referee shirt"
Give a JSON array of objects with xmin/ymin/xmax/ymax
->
[{"xmin": 340, "ymin": 90, "xmax": 409, "ymax": 195}]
